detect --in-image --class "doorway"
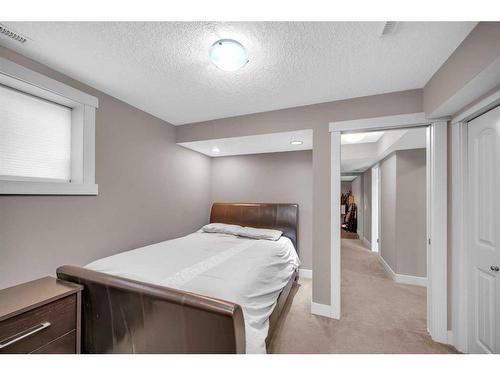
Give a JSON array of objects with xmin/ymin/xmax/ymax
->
[{"xmin": 330, "ymin": 113, "xmax": 448, "ymax": 344}]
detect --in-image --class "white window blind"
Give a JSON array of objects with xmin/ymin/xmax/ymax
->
[{"xmin": 0, "ymin": 84, "xmax": 72, "ymax": 182}]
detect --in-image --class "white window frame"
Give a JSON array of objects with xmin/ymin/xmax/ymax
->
[{"xmin": 0, "ymin": 57, "xmax": 98, "ymax": 195}]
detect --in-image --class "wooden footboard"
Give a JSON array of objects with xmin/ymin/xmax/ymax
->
[{"xmin": 56, "ymin": 265, "xmax": 245, "ymax": 354}]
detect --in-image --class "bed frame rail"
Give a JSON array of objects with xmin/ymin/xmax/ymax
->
[{"xmin": 56, "ymin": 265, "xmax": 245, "ymax": 354}]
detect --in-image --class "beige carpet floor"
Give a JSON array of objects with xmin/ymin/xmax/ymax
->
[{"xmin": 268, "ymin": 239, "xmax": 458, "ymax": 354}]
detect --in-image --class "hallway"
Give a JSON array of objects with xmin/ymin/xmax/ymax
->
[{"xmin": 268, "ymin": 239, "xmax": 457, "ymax": 353}]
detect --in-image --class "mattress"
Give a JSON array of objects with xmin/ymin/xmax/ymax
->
[{"xmin": 85, "ymin": 230, "xmax": 300, "ymax": 353}]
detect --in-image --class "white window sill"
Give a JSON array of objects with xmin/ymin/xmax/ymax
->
[{"xmin": 0, "ymin": 180, "xmax": 98, "ymax": 195}]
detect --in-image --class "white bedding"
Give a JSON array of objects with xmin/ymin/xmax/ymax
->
[{"xmin": 85, "ymin": 230, "xmax": 300, "ymax": 354}]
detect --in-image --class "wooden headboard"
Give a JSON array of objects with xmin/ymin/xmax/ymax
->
[{"xmin": 209, "ymin": 203, "xmax": 299, "ymax": 250}]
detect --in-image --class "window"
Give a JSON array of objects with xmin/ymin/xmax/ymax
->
[
  {"xmin": 0, "ymin": 57, "xmax": 98, "ymax": 195},
  {"xmin": 0, "ymin": 85, "xmax": 72, "ymax": 182}
]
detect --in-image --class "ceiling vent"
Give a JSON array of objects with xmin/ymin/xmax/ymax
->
[
  {"xmin": 380, "ymin": 22, "xmax": 398, "ymax": 36},
  {"xmin": 0, "ymin": 24, "xmax": 28, "ymax": 44}
]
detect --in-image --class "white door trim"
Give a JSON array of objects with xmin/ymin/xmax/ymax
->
[
  {"xmin": 371, "ymin": 165, "xmax": 379, "ymax": 252},
  {"xmin": 330, "ymin": 131, "xmax": 342, "ymax": 319},
  {"xmin": 427, "ymin": 120, "xmax": 448, "ymax": 344},
  {"xmin": 450, "ymin": 88, "xmax": 500, "ymax": 353},
  {"xmin": 329, "ymin": 112, "xmax": 428, "ymax": 133},
  {"xmin": 329, "ymin": 113, "xmax": 448, "ymax": 343}
]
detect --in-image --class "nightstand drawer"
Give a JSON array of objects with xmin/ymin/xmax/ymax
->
[
  {"xmin": 32, "ymin": 330, "xmax": 76, "ymax": 354},
  {"xmin": 0, "ymin": 294, "xmax": 76, "ymax": 354}
]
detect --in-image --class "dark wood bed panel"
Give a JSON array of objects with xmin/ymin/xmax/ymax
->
[
  {"xmin": 57, "ymin": 265, "xmax": 246, "ymax": 353},
  {"xmin": 57, "ymin": 202, "xmax": 299, "ymax": 354},
  {"xmin": 210, "ymin": 202, "xmax": 299, "ymax": 249}
]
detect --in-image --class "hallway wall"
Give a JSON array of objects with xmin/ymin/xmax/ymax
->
[
  {"xmin": 380, "ymin": 154, "xmax": 398, "ymax": 271},
  {"xmin": 395, "ymin": 149, "xmax": 427, "ymax": 277},
  {"xmin": 379, "ymin": 149, "xmax": 427, "ymax": 278}
]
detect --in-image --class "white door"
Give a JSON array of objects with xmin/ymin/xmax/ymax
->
[
  {"xmin": 467, "ymin": 105, "xmax": 500, "ymax": 354},
  {"xmin": 371, "ymin": 165, "xmax": 379, "ymax": 252}
]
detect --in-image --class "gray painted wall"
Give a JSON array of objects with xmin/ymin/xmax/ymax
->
[
  {"xmin": 379, "ymin": 149, "xmax": 427, "ymax": 278},
  {"xmin": 395, "ymin": 149, "xmax": 427, "ymax": 277},
  {"xmin": 0, "ymin": 46, "xmax": 212, "ymax": 290},
  {"xmin": 423, "ymin": 22, "xmax": 500, "ymax": 116},
  {"xmin": 210, "ymin": 151, "xmax": 313, "ymax": 269}
]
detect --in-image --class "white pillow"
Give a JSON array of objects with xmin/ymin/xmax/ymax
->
[
  {"xmin": 237, "ymin": 226, "xmax": 283, "ymax": 241},
  {"xmin": 201, "ymin": 223, "xmax": 242, "ymax": 236}
]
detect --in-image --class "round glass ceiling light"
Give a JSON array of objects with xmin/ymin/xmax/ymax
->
[
  {"xmin": 342, "ymin": 133, "xmax": 366, "ymax": 143},
  {"xmin": 209, "ymin": 39, "xmax": 248, "ymax": 71}
]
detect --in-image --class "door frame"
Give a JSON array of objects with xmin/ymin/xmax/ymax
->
[
  {"xmin": 450, "ymin": 89, "xmax": 500, "ymax": 353},
  {"xmin": 371, "ymin": 164, "xmax": 380, "ymax": 252},
  {"xmin": 329, "ymin": 112, "xmax": 449, "ymax": 344}
]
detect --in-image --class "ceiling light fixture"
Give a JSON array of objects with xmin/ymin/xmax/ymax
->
[
  {"xmin": 342, "ymin": 133, "xmax": 366, "ymax": 143},
  {"xmin": 209, "ymin": 39, "xmax": 248, "ymax": 71},
  {"xmin": 290, "ymin": 140, "xmax": 303, "ymax": 145},
  {"xmin": 211, "ymin": 146, "xmax": 220, "ymax": 154}
]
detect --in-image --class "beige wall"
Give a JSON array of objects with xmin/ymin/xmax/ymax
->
[
  {"xmin": 0, "ymin": 46, "xmax": 212, "ymax": 290},
  {"xmin": 395, "ymin": 149, "xmax": 427, "ymax": 277},
  {"xmin": 380, "ymin": 150, "xmax": 427, "ymax": 278},
  {"xmin": 177, "ymin": 90, "xmax": 423, "ymax": 305},
  {"xmin": 424, "ymin": 22, "xmax": 500, "ymax": 116},
  {"xmin": 210, "ymin": 151, "xmax": 313, "ymax": 269}
]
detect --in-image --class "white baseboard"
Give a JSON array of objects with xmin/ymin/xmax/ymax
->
[
  {"xmin": 395, "ymin": 273, "xmax": 427, "ymax": 287},
  {"xmin": 447, "ymin": 330, "xmax": 454, "ymax": 346},
  {"xmin": 311, "ymin": 302, "xmax": 339, "ymax": 319},
  {"xmin": 299, "ymin": 268, "xmax": 312, "ymax": 279},
  {"xmin": 377, "ymin": 253, "xmax": 396, "ymax": 279},
  {"xmin": 377, "ymin": 254, "xmax": 427, "ymax": 287},
  {"xmin": 361, "ymin": 236, "xmax": 371, "ymax": 249}
]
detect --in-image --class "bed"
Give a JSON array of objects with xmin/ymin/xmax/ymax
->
[{"xmin": 56, "ymin": 203, "xmax": 299, "ymax": 354}]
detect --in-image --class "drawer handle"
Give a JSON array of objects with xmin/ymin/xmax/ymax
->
[{"xmin": 0, "ymin": 321, "xmax": 51, "ymax": 349}]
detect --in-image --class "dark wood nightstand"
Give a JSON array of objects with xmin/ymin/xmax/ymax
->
[{"xmin": 0, "ymin": 276, "xmax": 82, "ymax": 354}]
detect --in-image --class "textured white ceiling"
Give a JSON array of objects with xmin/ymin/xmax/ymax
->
[{"xmin": 0, "ymin": 22, "xmax": 476, "ymax": 125}]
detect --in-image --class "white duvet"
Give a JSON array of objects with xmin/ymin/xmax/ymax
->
[{"xmin": 85, "ymin": 230, "xmax": 300, "ymax": 354}]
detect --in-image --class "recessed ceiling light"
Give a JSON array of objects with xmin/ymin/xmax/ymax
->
[
  {"xmin": 209, "ymin": 39, "xmax": 248, "ymax": 71},
  {"xmin": 342, "ymin": 133, "xmax": 366, "ymax": 143},
  {"xmin": 211, "ymin": 146, "xmax": 220, "ymax": 154},
  {"xmin": 290, "ymin": 140, "xmax": 303, "ymax": 145}
]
